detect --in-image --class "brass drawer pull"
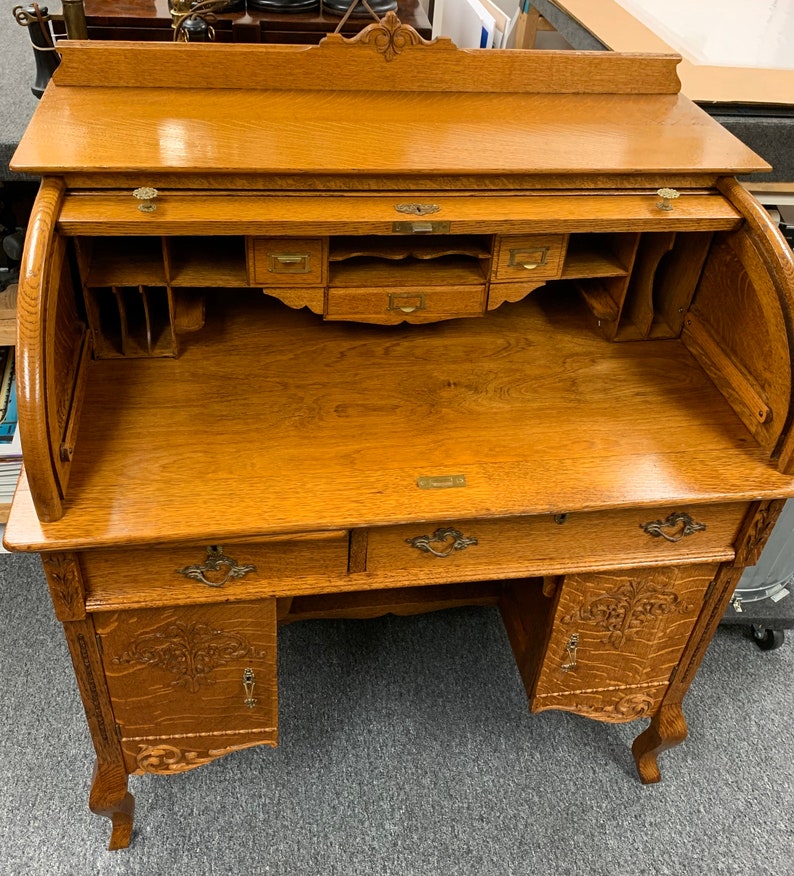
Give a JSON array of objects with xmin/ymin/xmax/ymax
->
[
  {"xmin": 561, "ymin": 633, "xmax": 579, "ymax": 673},
  {"xmin": 178, "ymin": 545, "xmax": 256, "ymax": 588},
  {"xmin": 388, "ymin": 293, "xmax": 426, "ymax": 314},
  {"xmin": 509, "ymin": 247, "xmax": 548, "ymax": 270},
  {"xmin": 641, "ymin": 511, "xmax": 706, "ymax": 543},
  {"xmin": 268, "ymin": 253, "xmax": 312, "ymax": 273},
  {"xmin": 406, "ymin": 527, "xmax": 478, "ymax": 558},
  {"xmin": 132, "ymin": 186, "xmax": 158, "ymax": 212},
  {"xmin": 656, "ymin": 187, "xmax": 680, "ymax": 211},
  {"xmin": 242, "ymin": 668, "xmax": 257, "ymax": 709}
]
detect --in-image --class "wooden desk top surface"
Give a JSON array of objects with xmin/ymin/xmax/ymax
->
[
  {"xmin": 8, "ymin": 290, "xmax": 794, "ymax": 551},
  {"xmin": 10, "ymin": 37, "xmax": 769, "ymax": 178}
]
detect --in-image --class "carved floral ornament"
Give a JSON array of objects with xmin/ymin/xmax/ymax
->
[
  {"xmin": 113, "ymin": 622, "xmax": 260, "ymax": 693},
  {"xmin": 328, "ymin": 11, "xmax": 437, "ymax": 62},
  {"xmin": 41, "ymin": 554, "xmax": 84, "ymax": 616},
  {"xmin": 739, "ymin": 500, "xmax": 783, "ymax": 565},
  {"xmin": 563, "ymin": 577, "xmax": 695, "ymax": 649},
  {"xmin": 569, "ymin": 692, "xmax": 656, "ymax": 723},
  {"xmin": 536, "ymin": 688, "xmax": 658, "ymax": 723},
  {"xmin": 135, "ymin": 739, "xmax": 269, "ymax": 774}
]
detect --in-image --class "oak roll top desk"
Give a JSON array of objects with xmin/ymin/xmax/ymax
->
[{"xmin": 7, "ymin": 15, "xmax": 794, "ymax": 850}]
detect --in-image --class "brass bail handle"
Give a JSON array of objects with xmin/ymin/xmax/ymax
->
[{"xmin": 177, "ymin": 545, "xmax": 257, "ymax": 588}]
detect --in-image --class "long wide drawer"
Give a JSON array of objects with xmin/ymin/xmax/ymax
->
[
  {"xmin": 325, "ymin": 284, "xmax": 486, "ymax": 324},
  {"xmin": 363, "ymin": 503, "xmax": 747, "ymax": 585},
  {"xmin": 82, "ymin": 532, "xmax": 350, "ymax": 610}
]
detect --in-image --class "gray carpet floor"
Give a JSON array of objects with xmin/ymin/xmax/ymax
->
[
  {"xmin": 1, "ymin": 551, "xmax": 793, "ymax": 875},
  {"xmin": 0, "ymin": 0, "xmax": 40, "ymax": 181}
]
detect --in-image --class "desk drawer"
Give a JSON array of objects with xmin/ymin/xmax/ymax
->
[
  {"xmin": 530, "ymin": 563, "xmax": 717, "ymax": 722},
  {"xmin": 325, "ymin": 285, "xmax": 486, "ymax": 324},
  {"xmin": 82, "ymin": 532, "xmax": 350, "ymax": 610},
  {"xmin": 248, "ymin": 237, "xmax": 327, "ymax": 286},
  {"xmin": 493, "ymin": 234, "xmax": 567, "ymax": 281},
  {"xmin": 94, "ymin": 599, "xmax": 278, "ymax": 774},
  {"xmin": 364, "ymin": 503, "xmax": 746, "ymax": 583}
]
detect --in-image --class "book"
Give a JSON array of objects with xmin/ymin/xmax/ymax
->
[{"xmin": 0, "ymin": 346, "xmax": 17, "ymax": 444}]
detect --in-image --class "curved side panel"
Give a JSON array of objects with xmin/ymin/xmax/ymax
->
[
  {"xmin": 718, "ymin": 178, "xmax": 794, "ymax": 470},
  {"xmin": 16, "ymin": 178, "xmax": 66, "ymax": 522},
  {"xmin": 716, "ymin": 181, "xmax": 794, "ymax": 472},
  {"xmin": 683, "ymin": 178, "xmax": 794, "ymax": 462}
]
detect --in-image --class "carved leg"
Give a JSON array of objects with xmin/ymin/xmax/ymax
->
[
  {"xmin": 89, "ymin": 759, "xmax": 135, "ymax": 850},
  {"xmin": 631, "ymin": 703, "xmax": 688, "ymax": 784}
]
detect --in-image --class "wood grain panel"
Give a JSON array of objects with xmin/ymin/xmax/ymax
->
[
  {"xmin": 94, "ymin": 600, "xmax": 278, "ymax": 742},
  {"xmin": 49, "ymin": 35, "xmax": 683, "ymax": 94},
  {"xmin": 685, "ymin": 228, "xmax": 791, "ymax": 450},
  {"xmin": 531, "ymin": 563, "xmax": 717, "ymax": 718},
  {"xmin": 54, "ymin": 193, "xmax": 743, "ymax": 237},
  {"xmin": 715, "ymin": 179, "xmax": 794, "ymax": 474}
]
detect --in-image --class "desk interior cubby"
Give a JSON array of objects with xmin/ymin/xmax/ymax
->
[
  {"xmin": 166, "ymin": 236, "xmax": 247, "ymax": 287},
  {"xmin": 571, "ymin": 231, "xmax": 713, "ymax": 342},
  {"xmin": 562, "ymin": 233, "xmax": 634, "ymax": 280},
  {"xmin": 77, "ymin": 235, "xmax": 248, "ymax": 358},
  {"xmin": 328, "ymin": 234, "xmax": 492, "ymax": 284},
  {"xmin": 79, "ymin": 236, "xmax": 166, "ymax": 287},
  {"xmin": 66, "ymin": 222, "xmax": 789, "ymax": 472},
  {"xmin": 85, "ymin": 284, "xmax": 174, "ymax": 358}
]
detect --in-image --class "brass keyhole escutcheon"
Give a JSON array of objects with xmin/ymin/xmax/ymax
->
[{"xmin": 242, "ymin": 668, "xmax": 257, "ymax": 709}]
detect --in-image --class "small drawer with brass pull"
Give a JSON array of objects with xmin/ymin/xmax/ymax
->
[
  {"xmin": 325, "ymin": 285, "xmax": 486, "ymax": 324},
  {"xmin": 247, "ymin": 237, "xmax": 327, "ymax": 286},
  {"xmin": 493, "ymin": 234, "xmax": 567, "ymax": 281}
]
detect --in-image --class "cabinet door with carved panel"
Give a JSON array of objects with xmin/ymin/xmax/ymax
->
[
  {"xmin": 530, "ymin": 564, "xmax": 716, "ymax": 723},
  {"xmin": 93, "ymin": 599, "xmax": 277, "ymax": 775}
]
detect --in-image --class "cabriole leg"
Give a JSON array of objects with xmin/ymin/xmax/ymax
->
[
  {"xmin": 631, "ymin": 703, "xmax": 688, "ymax": 784},
  {"xmin": 89, "ymin": 760, "xmax": 135, "ymax": 851}
]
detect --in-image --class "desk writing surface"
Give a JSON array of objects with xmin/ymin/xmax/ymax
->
[
  {"xmin": 12, "ymin": 88, "xmax": 769, "ymax": 177},
  {"xmin": 7, "ymin": 288, "xmax": 794, "ymax": 551}
]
